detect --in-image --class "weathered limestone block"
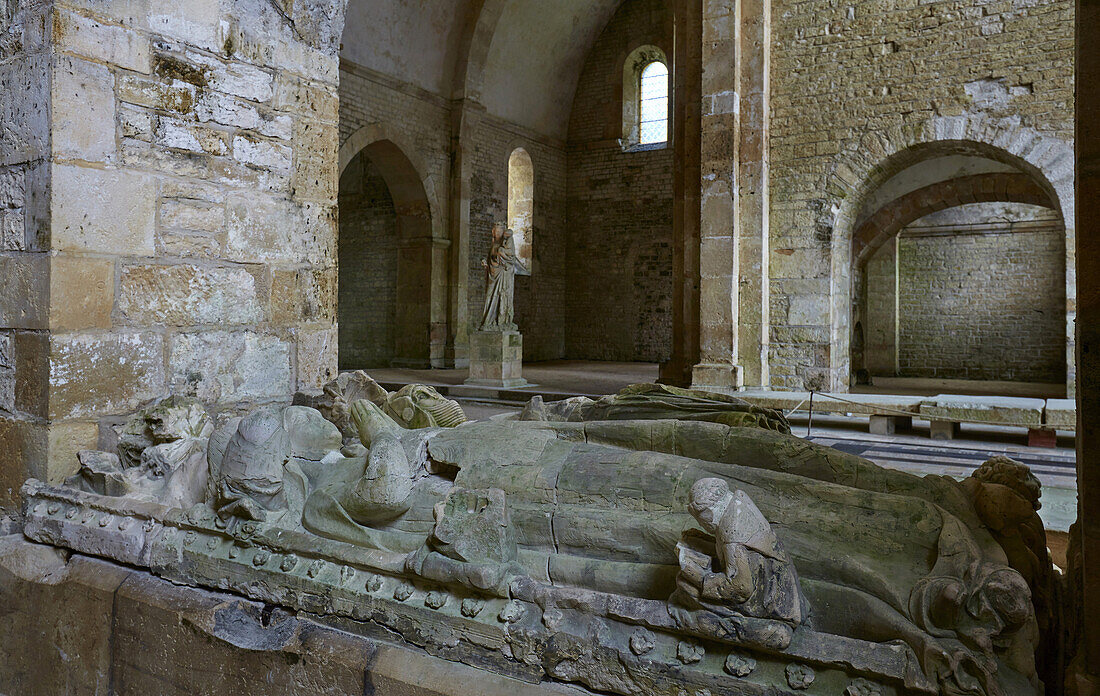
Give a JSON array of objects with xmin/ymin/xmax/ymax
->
[
  {"xmin": 1044, "ymin": 399, "xmax": 1076, "ymax": 430},
  {"xmin": 296, "ymin": 326, "xmax": 338, "ymax": 391},
  {"xmin": 919, "ymin": 395, "xmax": 1045, "ymax": 428},
  {"xmin": 159, "ymin": 197, "xmax": 225, "ymax": 234},
  {"xmin": 225, "ymin": 192, "xmax": 305, "ymax": 264},
  {"xmin": 51, "ymin": 56, "xmax": 117, "ymax": 164},
  {"xmin": 118, "ymin": 263, "xmax": 264, "ymax": 326},
  {"xmin": 0, "ymin": 254, "xmax": 48, "ymax": 329},
  {"xmin": 52, "ymin": 8, "xmax": 153, "ymax": 74},
  {"xmin": 272, "ymin": 267, "xmax": 337, "ymax": 324},
  {"xmin": 233, "ymin": 134, "xmax": 291, "ymax": 172},
  {"xmin": 168, "ymin": 330, "xmax": 291, "ymax": 404},
  {"xmin": 49, "ymin": 332, "xmax": 166, "ymax": 420},
  {"xmin": 466, "ymin": 331, "xmax": 527, "ymax": 387},
  {"xmin": 49, "ymin": 255, "xmax": 115, "ymax": 331},
  {"xmin": 0, "ymin": 54, "xmax": 49, "ymax": 167},
  {"xmin": 51, "ymin": 164, "xmax": 156, "ymax": 255}
]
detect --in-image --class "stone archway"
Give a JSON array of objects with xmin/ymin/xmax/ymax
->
[
  {"xmin": 338, "ymin": 133, "xmax": 449, "ymax": 369},
  {"xmin": 820, "ymin": 114, "xmax": 1075, "ymax": 392}
]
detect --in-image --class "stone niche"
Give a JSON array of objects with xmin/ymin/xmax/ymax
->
[{"xmin": 0, "ymin": 0, "xmax": 348, "ymax": 511}]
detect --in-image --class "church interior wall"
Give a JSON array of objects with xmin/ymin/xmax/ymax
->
[
  {"xmin": 768, "ymin": 0, "xmax": 1075, "ymax": 390},
  {"xmin": 564, "ymin": 0, "xmax": 675, "ymax": 363},
  {"xmin": 468, "ymin": 118, "xmax": 569, "ymax": 363}
]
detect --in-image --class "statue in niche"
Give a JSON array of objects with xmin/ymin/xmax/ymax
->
[
  {"xmin": 478, "ymin": 222, "xmax": 525, "ymax": 332},
  {"xmin": 53, "ymin": 382, "xmax": 1056, "ymax": 696}
]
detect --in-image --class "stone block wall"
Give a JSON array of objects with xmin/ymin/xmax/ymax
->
[
  {"xmin": 894, "ymin": 208, "xmax": 1066, "ymax": 383},
  {"xmin": 768, "ymin": 0, "xmax": 1074, "ymax": 390},
  {"xmin": 0, "ymin": 0, "xmax": 345, "ymax": 510},
  {"xmin": 565, "ymin": 0, "xmax": 675, "ymax": 363}
]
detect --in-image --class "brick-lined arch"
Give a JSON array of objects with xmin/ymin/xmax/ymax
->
[
  {"xmin": 818, "ymin": 113, "xmax": 1075, "ymax": 393},
  {"xmin": 853, "ymin": 172, "xmax": 1057, "ymax": 264},
  {"xmin": 338, "ymin": 135, "xmax": 450, "ymax": 368}
]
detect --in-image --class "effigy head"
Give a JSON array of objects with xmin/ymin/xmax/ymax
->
[
  {"xmin": 212, "ymin": 406, "xmax": 291, "ymax": 520},
  {"xmin": 688, "ymin": 477, "xmax": 734, "ymax": 534},
  {"xmin": 386, "ymin": 384, "xmax": 467, "ymax": 429},
  {"xmin": 971, "ymin": 456, "xmax": 1042, "ymax": 511}
]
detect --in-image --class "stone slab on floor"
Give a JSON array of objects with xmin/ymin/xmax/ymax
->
[
  {"xmin": 1045, "ymin": 399, "xmax": 1077, "ymax": 429},
  {"xmin": 0, "ymin": 534, "xmax": 586, "ymax": 696},
  {"xmin": 738, "ymin": 390, "xmax": 923, "ymax": 416},
  {"xmin": 918, "ymin": 395, "xmax": 1046, "ymax": 428}
]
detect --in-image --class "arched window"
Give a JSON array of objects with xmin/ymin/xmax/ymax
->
[
  {"xmin": 508, "ymin": 147, "xmax": 534, "ymax": 275},
  {"xmin": 638, "ymin": 61, "xmax": 669, "ymax": 145},
  {"xmin": 622, "ymin": 45, "xmax": 669, "ymax": 150}
]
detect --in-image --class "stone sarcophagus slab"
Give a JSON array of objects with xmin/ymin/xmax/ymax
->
[{"xmin": 18, "ymin": 376, "xmax": 1058, "ymax": 696}]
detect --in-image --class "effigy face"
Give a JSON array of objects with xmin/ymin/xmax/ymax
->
[{"xmin": 20, "ymin": 382, "xmax": 1053, "ymax": 696}]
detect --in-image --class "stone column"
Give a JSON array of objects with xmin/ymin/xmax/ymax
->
[
  {"xmin": 444, "ymin": 100, "xmax": 482, "ymax": 369},
  {"xmin": 660, "ymin": 0, "xmax": 703, "ymax": 388},
  {"xmin": 0, "ymin": 0, "xmax": 346, "ymax": 512},
  {"xmin": 692, "ymin": 0, "xmax": 771, "ymax": 393},
  {"xmin": 735, "ymin": 0, "xmax": 771, "ymax": 388},
  {"xmin": 1071, "ymin": 0, "xmax": 1100, "ymax": 689},
  {"xmin": 692, "ymin": 0, "xmax": 742, "ymax": 393}
]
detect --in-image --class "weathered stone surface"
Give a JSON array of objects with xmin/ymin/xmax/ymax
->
[
  {"xmin": 272, "ymin": 267, "xmax": 336, "ymax": 325},
  {"xmin": 50, "ymin": 255, "xmax": 115, "ymax": 331},
  {"xmin": 52, "ymin": 56, "xmax": 117, "ymax": 163},
  {"xmin": 118, "ymin": 264, "xmax": 264, "ymax": 326},
  {"xmin": 160, "ymin": 198, "xmax": 225, "ymax": 234},
  {"xmin": 233, "ymin": 134, "xmax": 291, "ymax": 172},
  {"xmin": 47, "ymin": 420, "xmax": 99, "ymax": 484},
  {"xmin": 0, "ymin": 54, "xmax": 49, "ymax": 167},
  {"xmin": 49, "ymin": 332, "xmax": 166, "ymax": 420},
  {"xmin": 1044, "ymin": 398, "xmax": 1076, "ymax": 430},
  {"xmin": 0, "ymin": 537, "xmax": 590, "ymax": 696},
  {"xmin": 0, "ymin": 537, "xmax": 124, "ymax": 695},
  {"xmin": 225, "ymin": 192, "xmax": 303, "ymax": 263},
  {"xmin": 0, "ymin": 253, "xmax": 48, "ymax": 329},
  {"xmin": 51, "ymin": 165, "xmax": 156, "ymax": 255},
  {"xmin": 466, "ymin": 331, "xmax": 526, "ymax": 387},
  {"xmin": 53, "ymin": 8, "xmax": 153, "ymax": 74},
  {"xmin": 168, "ymin": 331, "xmax": 291, "ymax": 404},
  {"xmin": 919, "ymin": 395, "xmax": 1045, "ymax": 428},
  {"xmin": 0, "ymin": 418, "xmax": 46, "ymax": 508},
  {"xmin": 296, "ymin": 326, "xmax": 338, "ymax": 391}
]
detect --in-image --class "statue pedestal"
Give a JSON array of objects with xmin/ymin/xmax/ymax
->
[{"xmin": 465, "ymin": 330, "xmax": 527, "ymax": 387}]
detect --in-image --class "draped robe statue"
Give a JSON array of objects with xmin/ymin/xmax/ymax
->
[{"xmin": 479, "ymin": 223, "xmax": 523, "ymax": 331}]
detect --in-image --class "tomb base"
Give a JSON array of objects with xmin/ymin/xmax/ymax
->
[{"xmin": 465, "ymin": 330, "xmax": 527, "ymax": 387}]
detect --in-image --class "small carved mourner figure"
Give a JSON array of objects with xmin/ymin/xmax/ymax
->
[{"xmin": 479, "ymin": 222, "xmax": 525, "ymax": 331}]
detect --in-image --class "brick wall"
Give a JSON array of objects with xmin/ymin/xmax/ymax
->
[
  {"xmin": 468, "ymin": 119, "xmax": 568, "ymax": 362},
  {"xmin": 769, "ymin": 0, "xmax": 1074, "ymax": 389},
  {"xmin": 337, "ymin": 153, "xmax": 397, "ymax": 369},
  {"xmin": 565, "ymin": 0, "xmax": 675, "ymax": 362},
  {"xmin": 895, "ymin": 208, "xmax": 1066, "ymax": 383}
]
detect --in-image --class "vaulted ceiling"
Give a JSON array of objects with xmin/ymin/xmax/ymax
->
[{"xmin": 340, "ymin": 0, "xmax": 628, "ymax": 139}]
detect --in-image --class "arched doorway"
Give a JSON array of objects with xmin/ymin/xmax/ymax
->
[
  {"xmin": 846, "ymin": 142, "xmax": 1067, "ymax": 393},
  {"xmin": 338, "ymin": 139, "xmax": 445, "ymax": 369}
]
